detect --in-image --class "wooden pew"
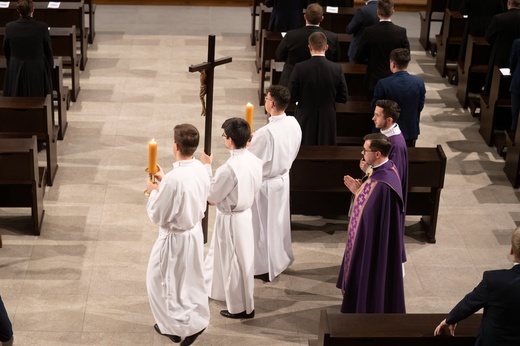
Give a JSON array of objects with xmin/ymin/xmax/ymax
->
[
  {"xmin": 340, "ymin": 62, "xmax": 367, "ymax": 100},
  {"xmin": 456, "ymin": 35, "xmax": 490, "ymax": 109},
  {"xmin": 0, "ymin": 136, "xmax": 46, "ymax": 235},
  {"xmin": 0, "ymin": 56, "xmax": 69, "ymax": 140},
  {"xmin": 479, "ymin": 66, "xmax": 511, "ymax": 148},
  {"xmin": 419, "ymin": 0, "xmax": 447, "ymax": 51},
  {"xmin": 45, "ymin": 0, "xmax": 96, "ymax": 44},
  {"xmin": 314, "ymin": 310, "xmax": 481, "ymax": 346},
  {"xmin": 505, "ymin": 111, "xmax": 520, "ymax": 188},
  {"xmin": 0, "ymin": 1, "xmax": 88, "ymax": 71},
  {"xmin": 0, "ymin": 26, "xmax": 80, "ymax": 102},
  {"xmin": 435, "ymin": 9, "xmax": 465, "ymax": 80},
  {"xmin": 290, "ymin": 145, "xmax": 447, "ymax": 243},
  {"xmin": 335, "ymin": 101, "xmax": 372, "ymax": 145},
  {"xmin": 0, "ymin": 96, "xmax": 58, "ymax": 186},
  {"xmin": 250, "ymin": 0, "xmax": 261, "ymax": 46}
]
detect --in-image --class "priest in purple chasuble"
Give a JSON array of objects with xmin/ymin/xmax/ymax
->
[{"xmin": 337, "ymin": 133, "xmax": 406, "ymax": 313}]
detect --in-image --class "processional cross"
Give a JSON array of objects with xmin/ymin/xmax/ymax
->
[{"xmin": 189, "ymin": 34, "xmax": 232, "ymax": 242}]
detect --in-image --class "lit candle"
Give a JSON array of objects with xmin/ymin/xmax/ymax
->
[
  {"xmin": 148, "ymin": 138, "xmax": 158, "ymax": 174},
  {"xmin": 245, "ymin": 102, "xmax": 254, "ymax": 131}
]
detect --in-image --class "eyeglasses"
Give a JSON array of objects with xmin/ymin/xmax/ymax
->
[{"xmin": 362, "ymin": 148, "xmax": 376, "ymax": 154}]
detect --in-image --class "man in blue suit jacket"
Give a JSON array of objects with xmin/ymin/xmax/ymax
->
[
  {"xmin": 372, "ymin": 48, "xmax": 425, "ymax": 147},
  {"xmin": 434, "ymin": 226, "xmax": 520, "ymax": 346},
  {"xmin": 346, "ymin": 0, "xmax": 378, "ymax": 63}
]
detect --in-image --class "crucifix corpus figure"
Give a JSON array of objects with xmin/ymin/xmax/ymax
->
[{"xmin": 189, "ymin": 34, "xmax": 232, "ymax": 241}]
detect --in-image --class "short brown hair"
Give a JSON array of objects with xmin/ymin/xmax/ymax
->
[
  {"xmin": 363, "ymin": 133, "xmax": 391, "ymax": 157},
  {"xmin": 173, "ymin": 123, "xmax": 199, "ymax": 157},
  {"xmin": 377, "ymin": 0, "xmax": 394, "ymax": 18},
  {"xmin": 308, "ymin": 31, "xmax": 327, "ymax": 51},
  {"xmin": 17, "ymin": 0, "xmax": 33, "ymax": 16},
  {"xmin": 266, "ymin": 85, "xmax": 291, "ymax": 111},
  {"xmin": 375, "ymin": 99, "xmax": 401, "ymax": 122},
  {"xmin": 305, "ymin": 3, "xmax": 323, "ymax": 25},
  {"xmin": 390, "ymin": 48, "xmax": 411, "ymax": 69}
]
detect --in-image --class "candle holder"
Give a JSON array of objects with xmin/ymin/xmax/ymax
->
[{"xmin": 144, "ymin": 166, "xmax": 159, "ymax": 196}]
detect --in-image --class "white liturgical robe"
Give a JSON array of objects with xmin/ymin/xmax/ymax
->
[
  {"xmin": 248, "ymin": 114, "xmax": 302, "ymax": 281},
  {"xmin": 203, "ymin": 149, "xmax": 263, "ymax": 314},
  {"xmin": 146, "ymin": 159, "xmax": 210, "ymax": 338}
]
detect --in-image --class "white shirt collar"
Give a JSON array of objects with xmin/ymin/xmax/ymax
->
[{"xmin": 381, "ymin": 123, "xmax": 401, "ymax": 137}]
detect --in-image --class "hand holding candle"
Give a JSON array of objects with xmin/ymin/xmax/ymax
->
[
  {"xmin": 148, "ymin": 138, "xmax": 158, "ymax": 174},
  {"xmin": 245, "ymin": 102, "xmax": 254, "ymax": 131}
]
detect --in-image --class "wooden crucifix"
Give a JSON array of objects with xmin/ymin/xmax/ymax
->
[{"xmin": 189, "ymin": 34, "xmax": 232, "ymax": 242}]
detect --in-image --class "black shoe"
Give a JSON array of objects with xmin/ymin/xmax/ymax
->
[
  {"xmin": 220, "ymin": 309, "xmax": 255, "ymax": 319},
  {"xmin": 181, "ymin": 328, "xmax": 205, "ymax": 346},
  {"xmin": 254, "ymin": 273, "xmax": 270, "ymax": 282},
  {"xmin": 154, "ymin": 324, "xmax": 181, "ymax": 343}
]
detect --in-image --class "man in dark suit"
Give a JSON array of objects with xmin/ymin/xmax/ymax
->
[
  {"xmin": 355, "ymin": 0, "xmax": 409, "ymax": 98},
  {"xmin": 276, "ymin": 3, "xmax": 340, "ymax": 87},
  {"xmin": 346, "ymin": 0, "xmax": 378, "ymax": 63},
  {"xmin": 484, "ymin": 0, "xmax": 520, "ymax": 94},
  {"xmin": 434, "ymin": 226, "xmax": 520, "ymax": 346},
  {"xmin": 510, "ymin": 38, "xmax": 520, "ymax": 131},
  {"xmin": 264, "ymin": 0, "xmax": 306, "ymax": 33},
  {"xmin": 2, "ymin": 0, "xmax": 53, "ymax": 97},
  {"xmin": 372, "ymin": 48, "xmax": 426, "ymax": 147},
  {"xmin": 289, "ymin": 32, "xmax": 347, "ymax": 145}
]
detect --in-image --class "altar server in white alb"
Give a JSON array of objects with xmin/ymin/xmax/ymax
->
[
  {"xmin": 201, "ymin": 117, "xmax": 263, "ymax": 319},
  {"xmin": 145, "ymin": 123, "xmax": 210, "ymax": 346},
  {"xmin": 249, "ymin": 85, "xmax": 302, "ymax": 282}
]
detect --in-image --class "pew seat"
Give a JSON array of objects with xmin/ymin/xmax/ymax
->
[
  {"xmin": 0, "ymin": 96, "xmax": 58, "ymax": 186},
  {"xmin": 418, "ymin": 0, "xmax": 447, "ymax": 51},
  {"xmin": 313, "ymin": 310, "xmax": 481, "ymax": 346},
  {"xmin": 434, "ymin": 10, "xmax": 465, "ymax": 79},
  {"xmin": 290, "ymin": 145, "xmax": 447, "ymax": 243},
  {"xmin": 479, "ymin": 66, "xmax": 511, "ymax": 150},
  {"xmin": 0, "ymin": 136, "xmax": 46, "ymax": 235},
  {"xmin": 456, "ymin": 36, "xmax": 490, "ymax": 109}
]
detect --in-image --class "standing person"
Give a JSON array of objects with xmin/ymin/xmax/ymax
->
[
  {"xmin": 249, "ymin": 85, "xmax": 302, "ymax": 282},
  {"xmin": 2, "ymin": 0, "xmax": 53, "ymax": 97},
  {"xmin": 264, "ymin": 0, "xmax": 306, "ymax": 33},
  {"xmin": 201, "ymin": 118, "xmax": 262, "ymax": 320},
  {"xmin": 276, "ymin": 3, "xmax": 341, "ymax": 87},
  {"xmin": 510, "ymin": 38, "xmax": 520, "ymax": 131},
  {"xmin": 338, "ymin": 133, "xmax": 406, "ymax": 313},
  {"xmin": 484, "ymin": 0, "xmax": 520, "ymax": 94},
  {"xmin": 290, "ymin": 31, "xmax": 347, "ymax": 145},
  {"xmin": 458, "ymin": 0, "xmax": 505, "ymax": 64},
  {"xmin": 346, "ymin": 0, "xmax": 378, "ymax": 63},
  {"xmin": 355, "ymin": 0, "xmax": 410, "ymax": 99},
  {"xmin": 145, "ymin": 124, "xmax": 210, "ymax": 346},
  {"xmin": 0, "ymin": 296, "xmax": 13, "ymax": 346},
  {"xmin": 434, "ymin": 226, "xmax": 520, "ymax": 346},
  {"xmin": 372, "ymin": 48, "xmax": 426, "ymax": 147}
]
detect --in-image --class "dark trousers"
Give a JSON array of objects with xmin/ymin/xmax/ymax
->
[
  {"xmin": 0, "ymin": 296, "xmax": 13, "ymax": 343},
  {"xmin": 511, "ymin": 92, "xmax": 520, "ymax": 131}
]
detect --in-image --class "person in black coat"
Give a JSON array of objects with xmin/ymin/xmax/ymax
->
[
  {"xmin": 0, "ymin": 296, "xmax": 13, "ymax": 346},
  {"xmin": 289, "ymin": 31, "xmax": 347, "ymax": 145},
  {"xmin": 346, "ymin": 0, "xmax": 378, "ymax": 63},
  {"xmin": 458, "ymin": 0, "xmax": 505, "ymax": 63},
  {"xmin": 354, "ymin": 0, "xmax": 409, "ymax": 97},
  {"xmin": 484, "ymin": 0, "xmax": 520, "ymax": 94},
  {"xmin": 434, "ymin": 226, "xmax": 520, "ymax": 346},
  {"xmin": 2, "ymin": 0, "xmax": 53, "ymax": 97},
  {"xmin": 510, "ymin": 38, "xmax": 520, "ymax": 131},
  {"xmin": 264, "ymin": 0, "xmax": 306, "ymax": 33},
  {"xmin": 275, "ymin": 3, "xmax": 340, "ymax": 87}
]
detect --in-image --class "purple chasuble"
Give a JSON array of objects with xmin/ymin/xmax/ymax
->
[
  {"xmin": 388, "ymin": 132, "xmax": 408, "ymax": 263},
  {"xmin": 336, "ymin": 160, "xmax": 406, "ymax": 313}
]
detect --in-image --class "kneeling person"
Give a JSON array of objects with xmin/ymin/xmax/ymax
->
[{"xmin": 201, "ymin": 118, "xmax": 263, "ymax": 319}]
